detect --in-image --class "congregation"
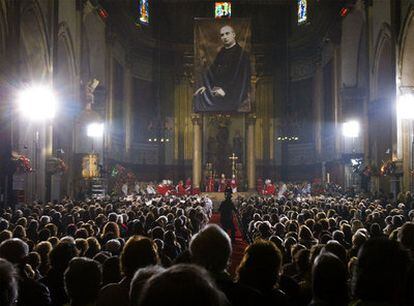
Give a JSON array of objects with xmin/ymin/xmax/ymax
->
[{"xmin": 0, "ymin": 189, "xmax": 413, "ymax": 306}]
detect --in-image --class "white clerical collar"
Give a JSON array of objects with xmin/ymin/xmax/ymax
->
[{"xmin": 224, "ymin": 42, "xmax": 236, "ymax": 49}]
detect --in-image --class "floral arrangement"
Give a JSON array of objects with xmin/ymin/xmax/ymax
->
[
  {"xmin": 11, "ymin": 152, "xmax": 33, "ymax": 174},
  {"xmin": 47, "ymin": 157, "xmax": 68, "ymax": 175},
  {"xmin": 380, "ymin": 160, "xmax": 396, "ymax": 176}
]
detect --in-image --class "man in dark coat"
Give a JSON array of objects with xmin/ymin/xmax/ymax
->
[{"xmin": 219, "ymin": 187, "xmax": 237, "ymax": 242}]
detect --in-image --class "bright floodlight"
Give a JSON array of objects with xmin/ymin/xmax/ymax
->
[
  {"xmin": 397, "ymin": 93, "xmax": 414, "ymax": 119},
  {"xmin": 17, "ymin": 85, "xmax": 57, "ymax": 121},
  {"xmin": 87, "ymin": 122, "xmax": 104, "ymax": 138},
  {"xmin": 342, "ymin": 120, "xmax": 360, "ymax": 138}
]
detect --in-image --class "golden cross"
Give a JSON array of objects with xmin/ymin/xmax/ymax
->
[{"xmin": 229, "ymin": 153, "xmax": 238, "ymax": 177}]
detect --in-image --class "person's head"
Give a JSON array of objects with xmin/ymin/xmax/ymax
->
[
  {"xmin": 398, "ymin": 222, "xmax": 414, "ymax": 252},
  {"xmin": 130, "ymin": 265, "xmax": 166, "ymax": 306},
  {"xmin": 120, "ymin": 236, "xmax": 159, "ymax": 279},
  {"xmin": 102, "ymin": 256, "xmax": 121, "ymax": 285},
  {"xmin": 64, "ymin": 257, "xmax": 102, "ymax": 306},
  {"xmin": 312, "ymin": 252, "xmax": 348, "ymax": 306},
  {"xmin": 0, "ymin": 258, "xmax": 18, "ymax": 306},
  {"xmin": 353, "ymin": 238, "xmax": 412, "ymax": 305},
  {"xmin": 49, "ymin": 241, "xmax": 79, "ymax": 272},
  {"xmin": 220, "ymin": 25, "xmax": 236, "ymax": 48},
  {"xmin": 0, "ymin": 238, "xmax": 29, "ymax": 264},
  {"xmin": 189, "ymin": 224, "xmax": 231, "ymax": 273},
  {"xmin": 26, "ymin": 251, "xmax": 41, "ymax": 271},
  {"xmin": 236, "ymin": 239, "xmax": 282, "ymax": 291},
  {"xmin": 323, "ymin": 240, "xmax": 347, "ymax": 264},
  {"xmin": 102, "ymin": 221, "xmax": 120, "ymax": 238},
  {"xmin": 138, "ymin": 264, "xmax": 226, "ymax": 306}
]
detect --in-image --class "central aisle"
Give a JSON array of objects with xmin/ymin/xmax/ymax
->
[{"xmin": 209, "ymin": 213, "xmax": 249, "ymax": 277}]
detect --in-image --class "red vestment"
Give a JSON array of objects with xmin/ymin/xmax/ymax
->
[
  {"xmin": 264, "ymin": 183, "xmax": 276, "ymax": 195},
  {"xmin": 218, "ymin": 178, "xmax": 227, "ymax": 192},
  {"xmin": 206, "ymin": 178, "xmax": 215, "ymax": 192},
  {"xmin": 230, "ymin": 178, "xmax": 237, "ymax": 192},
  {"xmin": 185, "ymin": 178, "xmax": 192, "ymax": 195},
  {"xmin": 176, "ymin": 182, "xmax": 186, "ymax": 196}
]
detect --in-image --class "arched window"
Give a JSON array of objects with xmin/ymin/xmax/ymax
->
[
  {"xmin": 139, "ymin": 0, "xmax": 149, "ymax": 25},
  {"xmin": 215, "ymin": 2, "xmax": 231, "ymax": 19},
  {"xmin": 298, "ymin": 0, "xmax": 307, "ymax": 25}
]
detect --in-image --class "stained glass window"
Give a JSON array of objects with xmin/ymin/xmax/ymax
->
[
  {"xmin": 215, "ymin": 2, "xmax": 231, "ymax": 19},
  {"xmin": 139, "ymin": 0, "xmax": 149, "ymax": 25},
  {"xmin": 298, "ymin": 0, "xmax": 307, "ymax": 25}
]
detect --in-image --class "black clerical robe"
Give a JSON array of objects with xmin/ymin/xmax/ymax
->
[{"xmin": 194, "ymin": 43, "xmax": 251, "ymax": 112}]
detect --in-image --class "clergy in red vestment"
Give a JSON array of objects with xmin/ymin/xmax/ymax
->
[
  {"xmin": 230, "ymin": 174, "xmax": 237, "ymax": 193},
  {"xmin": 218, "ymin": 173, "xmax": 227, "ymax": 192},
  {"xmin": 185, "ymin": 177, "xmax": 192, "ymax": 195},
  {"xmin": 264, "ymin": 179, "xmax": 276, "ymax": 195},
  {"xmin": 176, "ymin": 180, "xmax": 186, "ymax": 196},
  {"xmin": 206, "ymin": 176, "xmax": 215, "ymax": 192},
  {"xmin": 157, "ymin": 180, "xmax": 169, "ymax": 196}
]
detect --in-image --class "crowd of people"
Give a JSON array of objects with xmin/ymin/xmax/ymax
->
[{"xmin": 0, "ymin": 187, "xmax": 413, "ymax": 306}]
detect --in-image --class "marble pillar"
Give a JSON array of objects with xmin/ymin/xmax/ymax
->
[
  {"xmin": 402, "ymin": 120, "xmax": 412, "ymax": 191},
  {"xmin": 313, "ymin": 64, "xmax": 324, "ymax": 159},
  {"xmin": 247, "ymin": 114, "xmax": 256, "ymax": 191},
  {"xmin": 124, "ymin": 68, "xmax": 133, "ymax": 157},
  {"xmin": 192, "ymin": 114, "xmax": 202, "ymax": 188}
]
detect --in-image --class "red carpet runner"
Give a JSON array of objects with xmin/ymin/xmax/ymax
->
[{"xmin": 209, "ymin": 213, "xmax": 249, "ymax": 277}]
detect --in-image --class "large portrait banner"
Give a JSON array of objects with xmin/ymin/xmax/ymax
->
[{"xmin": 193, "ymin": 18, "xmax": 252, "ymax": 113}]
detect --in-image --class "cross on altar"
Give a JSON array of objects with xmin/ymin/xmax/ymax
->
[{"xmin": 229, "ymin": 153, "xmax": 238, "ymax": 177}]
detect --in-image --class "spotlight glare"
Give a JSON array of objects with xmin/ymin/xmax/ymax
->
[
  {"xmin": 342, "ymin": 120, "xmax": 360, "ymax": 138},
  {"xmin": 397, "ymin": 93, "xmax": 414, "ymax": 119},
  {"xmin": 17, "ymin": 85, "xmax": 57, "ymax": 121},
  {"xmin": 86, "ymin": 122, "xmax": 104, "ymax": 138}
]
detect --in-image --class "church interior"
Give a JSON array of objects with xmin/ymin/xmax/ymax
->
[
  {"xmin": 2, "ymin": 2, "xmax": 414, "ymax": 306},
  {"xmin": 0, "ymin": 0, "xmax": 414, "ymax": 203}
]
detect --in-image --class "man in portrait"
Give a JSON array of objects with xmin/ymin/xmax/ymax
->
[{"xmin": 194, "ymin": 23, "xmax": 251, "ymax": 112}]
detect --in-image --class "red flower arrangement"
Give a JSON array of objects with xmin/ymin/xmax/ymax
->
[{"xmin": 11, "ymin": 152, "xmax": 33, "ymax": 174}]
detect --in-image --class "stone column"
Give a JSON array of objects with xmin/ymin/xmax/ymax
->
[
  {"xmin": 402, "ymin": 120, "xmax": 412, "ymax": 192},
  {"xmin": 247, "ymin": 114, "xmax": 256, "ymax": 191},
  {"xmin": 123, "ymin": 68, "xmax": 133, "ymax": 157},
  {"xmin": 105, "ymin": 32, "xmax": 115, "ymax": 151},
  {"xmin": 192, "ymin": 114, "xmax": 202, "ymax": 188},
  {"xmin": 333, "ymin": 47, "xmax": 342, "ymax": 158},
  {"xmin": 313, "ymin": 64, "xmax": 324, "ymax": 158},
  {"xmin": 45, "ymin": 122, "xmax": 53, "ymax": 202}
]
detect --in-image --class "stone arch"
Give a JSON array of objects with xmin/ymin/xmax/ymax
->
[
  {"xmin": 0, "ymin": 0, "xmax": 8, "ymax": 57},
  {"xmin": 17, "ymin": 1, "xmax": 51, "ymax": 202},
  {"xmin": 398, "ymin": 7, "xmax": 414, "ymax": 191},
  {"xmin": 19, "ymin": 0, "xmax": 50, "ymax": 81},
  {"xmin": 372, "ymin": 24, "xmax": 394, "ymax": 100},
  {"xmin": 57, "ymin": 22, "xmax": 77, "ymax": 83},
  {"xmin": 54, "ymin": 21, "xmax": 78, "ymax": 199},
  {"xmin": 399, "ymin": 7, "xmax": 414, "ymax": 88},
  {"xmin": 370, "ymin": 23, "xmax": 395, "ymax": 192},
  {"xmin": 340, "ymin": 5, "xmax": 365, "ymax": 87}
]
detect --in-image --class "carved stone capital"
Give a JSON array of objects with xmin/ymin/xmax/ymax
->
[
  {"xmin": 246, "ymin": 114, "xmax": 257, "ymax": 126},
  {"xmin": 191, "ymin": 113, "xmax": 202, "ymax": 126}
]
